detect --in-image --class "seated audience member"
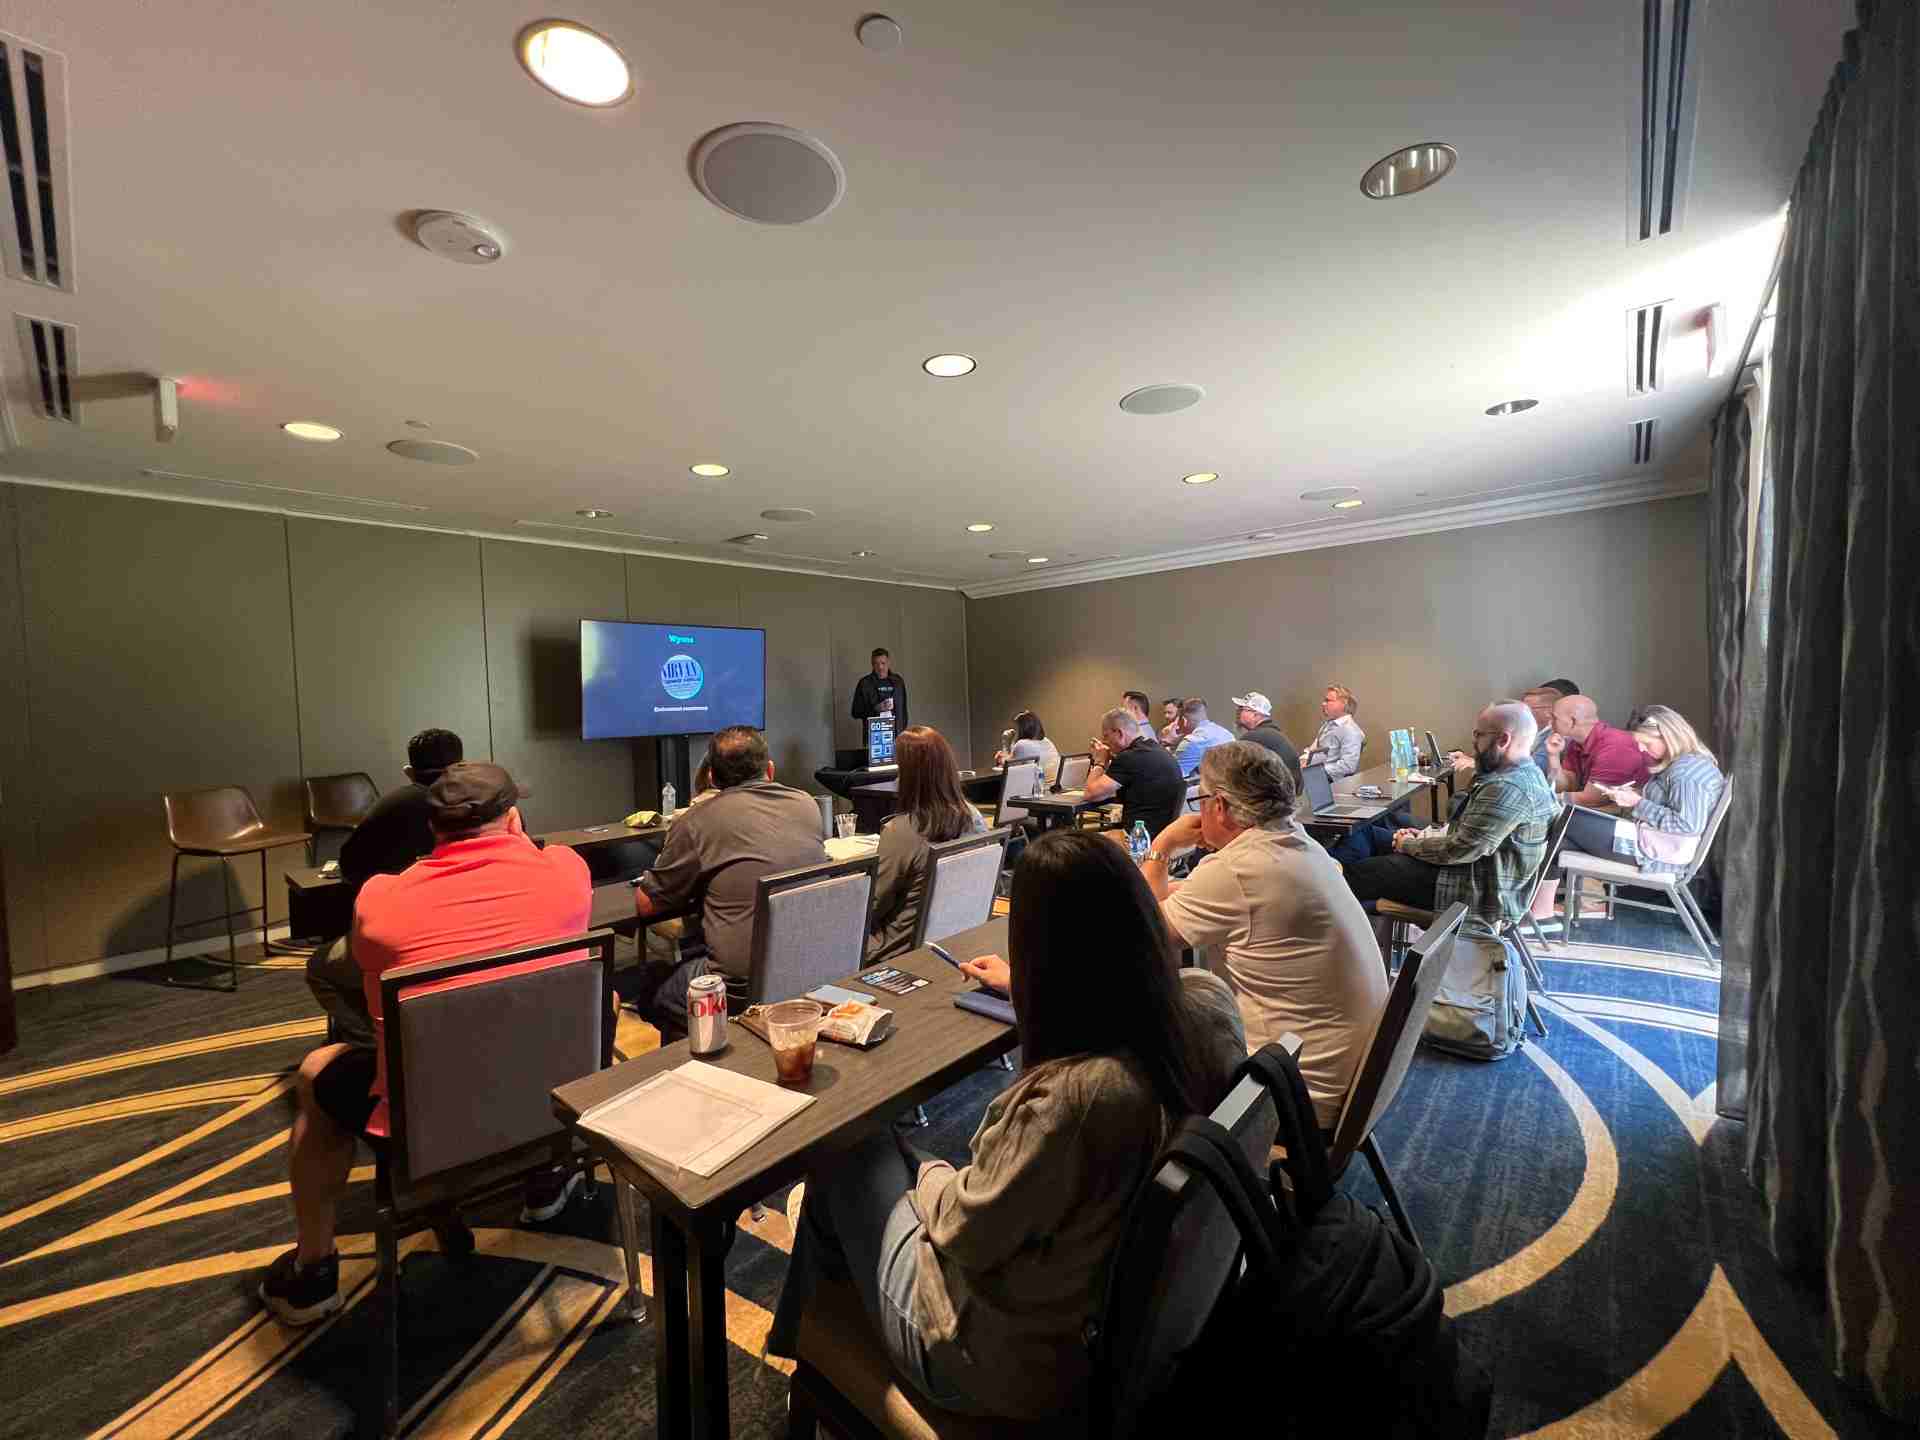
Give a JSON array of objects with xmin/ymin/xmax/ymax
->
[
  {"xmin": 1158, "ymin": 697, "xmax": 1185, "ymax": 746},
  {"xmin": 261, "ymin": 763, "xmax": 592, "ymax": 1324},
  {"xmin": 868, "ymin": 727, "xmax": 990, "ymax": 961},
  {"xmin": 1521, "ymin": 687, "xmax": 1564, "ymax": 776},
  {"xmin": 1300, "ymin": 684, "xmax": 1366, "ymax": 778},
  {"xmin": 1140, "ymin": 743, "xmax": 1384, "ymax": 1128},
  {"xmin": 765, "ymin": 830, "xmax": 1245, "ymax": 1418},
  {"xmin": 1544, "ymin": 677, "xmax": 1581, "ymax": 696},
  {"xmin": 1562, "ymin": 706, "xmax": 1725, "ymax": 872},
  {"xmin": 993, "ymin": 709, "xmax": 1062, "ymax": 787},
  {"xmin": 626, "ymin": 726, "xmax": 828, "ymax": 1032},
  {"xmin": 1083, "ymin": 706, "xmax": 1187, "ymax": 837},
  {"xmin": 305, "ymin": 726, "xmax": 463, "ymax": 1047},
  {"xmin": 1344, "ymin": 701, "xmax": 1558, "ymax": 929},
  {"xmin": 1170, "ymin": 698, "xmax": 1236, "ymax": 778},
  {"xmin": 1547, "ymin": 694, "xmax": 1651, "ymax": 805},
  {"xmin": 1231, "ymin": 689, "xmax": 1303, "ymax": 788},
  {"xmin": 1120, "ymin": 690, "xmax": 1158, "ymax": 741}
]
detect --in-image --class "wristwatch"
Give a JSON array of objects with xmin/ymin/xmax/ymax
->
[{"xmin": 1143, "ymin": 848, "xmax": 1168, "ymax": 865}]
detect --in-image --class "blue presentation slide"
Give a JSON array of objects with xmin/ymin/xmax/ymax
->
[{"xmin": 581, "ymin": 621, "xmax": 767, "ymax": 739}]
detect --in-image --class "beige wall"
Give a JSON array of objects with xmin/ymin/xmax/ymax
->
[
  {"xmin": 0, "ymin": 485, "xmax": 968, "ymax": 977},
  {"xmin": 965, "ymin": 495, "xmax": 1710, "ymax": 769}
]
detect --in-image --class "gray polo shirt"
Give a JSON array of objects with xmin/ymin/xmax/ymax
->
[{"xmin": 637, "ymin": 779, "xmax": 828, "ymax": 983}]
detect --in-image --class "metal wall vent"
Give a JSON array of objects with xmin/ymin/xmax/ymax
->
[
  {"xmin": 1630, "ymin": 418, "xmax": 1658, "ymax": 466},
  {"xmin": 1629, "ymin": 0, "xmax": 1704, "ymax": 243},
  {"xmin": 14, "ymin": 313, "xmax": 76, "ymax": 421},
  {"xmin": 0, "ymin": 33, "xmax": 74, "ymax": 291},
  {"xmin": 1627, "ymin": 301, "xmax": 1670, "ymax": 394}
]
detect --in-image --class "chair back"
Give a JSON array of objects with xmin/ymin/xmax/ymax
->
[
  {"xmin": 379, "ymin": 930, "xmax": 614, "ymax": 1197},
  {"xmin": 304, "ymin": 772, "xmax": 380, "ymax": 831},
  {"xmin": 1516, "ymin": 804, "xmax": 1576, "ymax": 919},
  {"xmin": 1327, "ymin": 903, "xmax": 1468, "ymax": 1172},
  {"xmin": 163, "ymin": 785, "xmax": 269, "ymax": 851},
  {"xmin": 745, "ymin": 855, "xmax": 878, "ymax": 1004},
  {"xmin": 1056, "ymin": 752, "xmax": 1092, "ymax": 792},
  {"xmin": 1095, "ymin": 1058, "xmax": 1282, "ymax": 1438},
  {"xmin": 911, "ymin": 828, "xmax": 1011, "ymax": 948},
  {"xmin": 995, "ymin": 757, "xmax": 1045, "ymax": 824},
  {"xmin": 1678, "ymin": 775, "xmax": 1735, "ymax": 882}
]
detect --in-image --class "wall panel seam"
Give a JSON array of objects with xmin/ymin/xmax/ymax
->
[
  {"xmin": 281, "ymin": 517, "xmax": 307, "ymax": 800},
  {"xmin": 4, "ymin": 485, "xmax": 47, "ymax": 973},
  {"xmin": 477, "ymin": 539, "xmax": 496, "ymax": 761}
]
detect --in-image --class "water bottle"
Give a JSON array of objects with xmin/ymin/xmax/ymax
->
[
  {"xmin": 661, "ymin": 781, "xmax": 676, "ymax": 820},
  {"xmin": 1129, "ymin": 821, "xmax": 1151, "ymax": 863}
]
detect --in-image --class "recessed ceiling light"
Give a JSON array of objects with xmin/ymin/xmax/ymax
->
[
  {"xmin": 1248, "ymin": 530, "xmax": 1280, "ymax": 540},
  {"xmin": 282, "ymin": 421, "xmax": 342, "ymax": 442},
  {"xmin": 690, "ymin": 462, "xmax": 730, "ymax": 478},
  {"xmin": 1027, "ymin": 556, "xmax": 1050, "ymax": 565},
  {"xmin": 966, "ymin": 522, "xmax": 995, "ymax": 533},
  {"xmin": 924, "ymin": 354, "xmax": 976, "ymax": 377},
  {"xmin": 1360, "ymin": 142, "xmax": 1458, "ymax": 199},
  {"xmin": 1181, "ymin": 471, "xmax": 1219, "ymax": 486},
  {"xmin": 516, "ymin": 21, "xmax": 633, "ymax": 107},
  {"xmin": 1485, "ymin": 398, "xmax": 1539, "ymax": 416},
  {"xmin": 575, "ymin": 508, "xmax": 613, "ymax": 518},
  {"xmin": 1332, "ymin": 498, "xmax": 1365, "ymax": 510}
]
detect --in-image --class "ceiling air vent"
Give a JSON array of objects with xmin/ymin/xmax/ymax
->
[
  {"xmin": 1630, "ymin": 418, "xmax": 1658, "ymax": 466},
  {"xmin": 1627, "ymin": 301, "xmax": 1670, "ymax": 394},
  {"xmin": 0, "ymin": 33, "xmax": 74, "ymax": 291},
  {"xmin": 14, "ymin": 313, "xmax": 76, "ymax": 421},
  {"xmin": 1629, "ymin": 0, "xmax": 1704, "ymax": 243}
]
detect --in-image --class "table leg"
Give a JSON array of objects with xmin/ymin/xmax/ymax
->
[
  {"xmin": 651, "ymin": 1206, "xmax": 690, "ymax": 1440},
  {"xmin": 687, "ymin": 1214, "xmax": 737, "ymax": 1440}
]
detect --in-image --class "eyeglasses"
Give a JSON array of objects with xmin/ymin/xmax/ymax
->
[{"xmin": 1195, "ymin": 790, "xmax": 1218, "ymax": 803}]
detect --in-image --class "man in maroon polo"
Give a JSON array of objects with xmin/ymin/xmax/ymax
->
[{"xmin": 1546, "ymin": 694, "xmax": 1651, "ymax": 806}]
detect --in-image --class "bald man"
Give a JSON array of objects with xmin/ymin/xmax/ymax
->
[
  {"xmin": 1344, "ymin": 701, "xmax": 1560, "ymax": 928},
  {"xmin": 1546, "ymin": 694, "xmax": 1650, "ymax": 807}
]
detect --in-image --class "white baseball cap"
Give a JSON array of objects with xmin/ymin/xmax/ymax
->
[{"xmin": 1232, "ymin": 691, "xmax": 1272, "ymax": 717}]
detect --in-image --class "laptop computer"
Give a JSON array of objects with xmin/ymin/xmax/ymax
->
[{"xmin": 1301, "ymin": 762, "xmax": 1380, "ymax": 819}]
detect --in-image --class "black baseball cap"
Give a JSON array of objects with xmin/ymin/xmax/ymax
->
[{"xmin": 427, "ymin": 762, "xmax": 528, "ymax": 829}]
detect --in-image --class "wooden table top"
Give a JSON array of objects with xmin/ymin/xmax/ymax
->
[
  {"xmin": 553, "ymin": 917, "xmax": 1014, "ymax": 1217},
  {"xmin": 1019, "ymin": 790, "xmax": 1104, "ymax": 814}
]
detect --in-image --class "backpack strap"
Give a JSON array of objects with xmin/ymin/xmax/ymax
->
[
  {"xmin": 1162, "ymin": 1115, "xmax": 1295, "ymax": 1280},
  {"xmin": 1233, "ymin": 1043, "xmax": 1334, "ymax": 1216}
]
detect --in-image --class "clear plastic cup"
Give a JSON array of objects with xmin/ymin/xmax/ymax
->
[
  {"xmin": 835, "ymin": 813, "xmax": 858, "ymax": 839},
  {"xmin": 765, "ymin": 999, "xmax": 826, "ymax": 1085}
]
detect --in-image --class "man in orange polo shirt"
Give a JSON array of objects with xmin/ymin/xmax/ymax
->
[{"xmin": 260, "ymin": 763, "xmax": 591, "ymax": 1326}]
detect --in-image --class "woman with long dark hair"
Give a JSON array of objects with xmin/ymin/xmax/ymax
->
[
  {"xmin": 767, "ymin": 829, "xmax": 1245, "ymax": 1418},
  {"xmin": 993, "ymin": 709, "xmax": 1062, "ymax": 787},
  {"xmin": 866, "ymin": 726, "xmax": 988, "ymax": 960}
]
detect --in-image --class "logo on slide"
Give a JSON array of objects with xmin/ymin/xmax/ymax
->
[{"xmin": 660, "ymin": 654, "xmax": 705, "ymax": 700}]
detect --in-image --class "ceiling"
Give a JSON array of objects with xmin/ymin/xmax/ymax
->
[{"xmin": 0, "ymin": 0, "xmax": 1847, "ymax": 595}]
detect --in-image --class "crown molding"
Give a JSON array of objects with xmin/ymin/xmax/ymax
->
[
  {"xmin": 959, "ymin": 470, "xmax": 1707, "ymax": 599},
  {"xmin": 0, "ymin": 471, "xmax": 963, "ymax": 592}
]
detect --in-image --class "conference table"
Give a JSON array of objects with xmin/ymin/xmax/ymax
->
[
  {"xmin": 1308, "ymin": 762, "xmax": 1455, "ymax": 833},
  {"xmin": 553, "ymin": 917, "xmax": 1016, "ymax": 1440},
  {"xmin": 1017, "ymin": 788, "xmax": 1110, "ymax": 832}
]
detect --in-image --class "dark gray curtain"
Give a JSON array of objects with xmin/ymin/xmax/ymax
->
[
  {"xmin": 1730, "ymin": 0, "xmax": 1919, "ymax": 1420},
  {"xmin": 1707, "ymin": 398, "xmax": 1751, "ymax": 1116}
]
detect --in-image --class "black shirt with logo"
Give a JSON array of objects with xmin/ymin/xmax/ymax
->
[{"xmin": 851, "ymin": 671, "xmax": 909, "ymax": 734}]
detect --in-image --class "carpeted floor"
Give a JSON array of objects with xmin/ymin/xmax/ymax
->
[{"xmin": 0, "ymin": 911, "xmax": 1905, "ymax": 1439}]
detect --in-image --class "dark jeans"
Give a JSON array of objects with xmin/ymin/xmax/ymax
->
[
  {"xmin": 305, "ymin": 937, "xmax": 374, "ymax": 1048},
  {"xmin": 1343, "ymin": 853, "xmax": 1442, "ymax": 912},
  {"xmin": 1328, "ymin": 819, "xmax": 1397, "ymax": 868},
  {"xmin": 1564, "ymin": 806, "xmax": 1629, "ymax": 861},
  {"xmin": 613, "ymin": 950, "xmax": 716, "ymax": 1042}
]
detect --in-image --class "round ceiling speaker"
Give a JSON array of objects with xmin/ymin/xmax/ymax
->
[
  {"xmin": 855, "ymin": 14, "xmax": 903, "ymax": 51},
  {"xmin": 1118, "ymin": 383, "xmax": 1204, "ymax": 415},
  {"xmin": 1298, "ymin": 485, "xmax": 1360, "ymax": 501},
  {"xmin": 387, "ymin": 438, "xmax": 478, "ymax": 465},
  {"xmin": 692, "ymin": 123, "xmax": 846, "ymax": 226},
  {"xmin": 409, "ymin": 211, "xmax": 509, "ymax": 264},
  {"xmin": 760, "ymin": 507, "xmax": 815, "ymax": 522}
]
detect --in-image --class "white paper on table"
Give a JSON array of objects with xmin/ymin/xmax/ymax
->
[
  {"xmin": 825, "ymin": 834, "xmax": 880, "ymax": 861},
  {"xmin": 577, "ymin": 1061, "xmax": 815, "ymax": 1178}
]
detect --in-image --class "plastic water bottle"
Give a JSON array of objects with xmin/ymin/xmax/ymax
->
[
  {"xmin": 1129, "ymin": 821, "xmax": 1150, "ymax": 863},
  {"xmin": 661, "ymin": 781, "xmax": 676, "ymax": 820}
]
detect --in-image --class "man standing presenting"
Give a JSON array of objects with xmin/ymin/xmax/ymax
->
[
  {"xmin": 1231, "ymin": 690, "xmax": 1303, "ymax": 789},
  {"xmin": 851, "ymin": 648, "xmax": 908, "ymax": 737},
  {"xmin": 1300, "ymin": 685, "xmax": 1366, "ymax": 778},
  {"xmin": 1547, "ymin": 694, "xmax": 1650, "ymax": 806}
]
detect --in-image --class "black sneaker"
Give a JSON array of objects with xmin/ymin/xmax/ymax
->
[
  {"xmin": 259, "ymin": 1248, "xmax": 341, "ymax": 1326},
  {"xmin": 519, "ymin": 1166, "xmax": 584, "ymax": 1223}
]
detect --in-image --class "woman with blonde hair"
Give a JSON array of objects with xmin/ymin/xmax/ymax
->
[{"xmin": 1562, "ymin": 704, "xmax": 1725, "ymax": 874}]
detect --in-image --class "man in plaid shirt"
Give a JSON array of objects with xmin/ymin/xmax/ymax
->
[{"xmin": 1345, "ymin": 700, "xmax": 1558, "ymax": 929}]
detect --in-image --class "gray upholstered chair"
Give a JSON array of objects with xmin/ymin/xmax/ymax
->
[
  {"xmin": 788, "ymin": 1040, "xmax": 1288, "ymax": 1440},
  {"xmin": 910, "ymin": 828, "xmax": 1011, "ymax": 950},
  {"xmin": 985, "ymin": 756, "xmax": 1044, "ymax": 830},
  {"xmin": 1055, "ymin": 752, "xmax": 1092, "ymax": 792},
  {"xmin": 1326, "ymin": 902, "xmax": 1467, "ymax": 1247},
  {"xmin": 1559, "ymin": 777, "xmax": 1733, "ymax": 965},
  {"xmin": 741, "ymin": 854, "xmax": 879, "ymax": 1007},
  {"xmin": 374, "ymin": 929, "xmax": 639, "ymax": 1438}
]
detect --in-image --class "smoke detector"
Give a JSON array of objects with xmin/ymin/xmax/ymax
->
[{"xmin": 409, "ymin": 211, "xmax": 509, "ymax": 265}]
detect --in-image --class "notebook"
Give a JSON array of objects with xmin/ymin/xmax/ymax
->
[{"xmin": 576, "ymin": 1062, "xmax": 813, "ymax": 1177}]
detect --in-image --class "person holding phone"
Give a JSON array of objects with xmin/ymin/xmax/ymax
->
[
  {"xmin": 765, "ymin": 830, "xmax": 1245, "ymax": 1419},
  {"xmin": 1560, "ymin": 706, "xmax": 1724, "ymax": 874}
]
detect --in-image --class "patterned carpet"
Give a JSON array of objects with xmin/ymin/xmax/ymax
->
[{"xmin": 0, "ymin": 913, "xmax": 1906, "ymax": 1439}]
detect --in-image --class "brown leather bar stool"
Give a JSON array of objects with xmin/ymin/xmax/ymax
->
[
  {"xmin": 302, "ymin": 771, "xmax": 379, "ymax": 863},
  {"xmin": 163, "ymin": 786, "xmax": 309, "ymax": 991}
]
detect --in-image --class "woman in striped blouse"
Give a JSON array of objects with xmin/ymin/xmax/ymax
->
[{"xmin": 1562, "ymin": 705, "xmax": 1726, "ymax": 874}]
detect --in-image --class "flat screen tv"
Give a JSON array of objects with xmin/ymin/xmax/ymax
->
[{"xmin": 580, "ymin": 620, "xmax": 767, "ymax": 739}]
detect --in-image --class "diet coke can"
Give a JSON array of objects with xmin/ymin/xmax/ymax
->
[{"xmin": 687, "ymin": 973, "xmax": 729, "ymax": 1055}]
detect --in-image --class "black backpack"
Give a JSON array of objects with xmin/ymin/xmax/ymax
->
[{"xmin": 1143, "ymin": 1046, "xmax": 1491, "ymax": 1437}]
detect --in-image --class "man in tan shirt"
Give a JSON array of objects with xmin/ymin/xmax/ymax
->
[{"xmin": 1140, "ymin": 741, "xmax": 1386, "ymax": 1129}]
